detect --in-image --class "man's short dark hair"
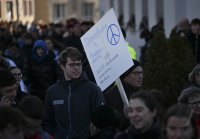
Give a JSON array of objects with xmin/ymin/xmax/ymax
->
[
  {"xmin": 59, "ymin": 47, "xmax": 83, "ymax": 65},
  {"xmin": 130, "ymin": 90, "xmax": 158, "ymax": 112},
  {"xmin": 18, "ymin": 96, "xmax": 44, "ymax": 120},
  {"xmin": 191, "ymin": 18, "xmax": 200, "ymax": 25}
]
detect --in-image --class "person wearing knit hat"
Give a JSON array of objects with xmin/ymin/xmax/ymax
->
[
  {"xmin": 120, "ymin": 59, "xmax": 142, "ymax": 81},
  {"xmin": 104, "ymin": 59, "xmax": 143, "ymax": 130},
  {"xmin": 120, "ymin": 59, "xmax": 143, "ymax": 93}
]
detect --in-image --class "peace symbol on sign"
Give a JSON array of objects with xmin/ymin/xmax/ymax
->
[{"xmin": 107, "ymin": 24, "xmax": 120, "ymax": 45}]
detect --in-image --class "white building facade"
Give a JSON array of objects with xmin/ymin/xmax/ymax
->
[
  {"xmin": 99, "ymin": 0, "xmax": 200, "ymax": 37},
  {"xmin": 48, "ymin": 0, "xmax": 100, "ymax": 23}
]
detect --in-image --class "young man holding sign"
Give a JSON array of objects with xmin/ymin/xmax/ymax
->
[{"xmin": 43, "ymin": 47, "xmax": 105, "ymax": 139}]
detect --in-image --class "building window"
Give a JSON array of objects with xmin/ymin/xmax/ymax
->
[
  {"xmin": 53, "ymin": 4, "xmax": 66, "ymax": 21},
  {"xmin": 72, "ymin": 0, "xmax": 77, "ymax": 11},
  {"xmin": 110, "ymin": 0, "xmax": 114, "ymax": 7},
  {"xmin": 23, "ymin": 1, "xmax": 27, "ymax": 16},
  {"xmin": 156, "ymin": 0, "xmax": 163, "ymax": 20},
  {"xmin": 81, "ymin": 2, "xmax": 94, "ymax": 21},
  {"xmin": 23, "ymin": 0, "xmax": 33, "ymax": 16},
  {"xmin": 29, "ymin": 0, "xmax": 32, "ymax": 15},
  {"xmin": 0, "ymin": 0, "xmax": 1, "ymax": 18},
  {"xmin": 6, "ymin": 1, "xmax": 13, "ymax": 21},
  {"xmin": 142, "ymin": 0, "xmax": 148, "ymax": 17}
]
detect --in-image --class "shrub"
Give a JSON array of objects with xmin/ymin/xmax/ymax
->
[{"xmin": 143, "ymin": 31, "xmax": 195, "ymax": 108}]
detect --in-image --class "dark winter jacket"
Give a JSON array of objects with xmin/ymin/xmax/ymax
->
[
  {"xmin": 89, "ymin": 127, "xmax": 120, "ymax": 139},
  {"xmin": 43, "ymin": 77, "xmax": 105, "ymax": 139},
  {"xmin": 115, "ymin": 120, "xmax": 161, "ymax": 139},
  {"xmin": 24, "ymin": 43, "xmax": 59, "ymax": 102},
  {"xmin": 104, "ymin": 82, "xmax": 140, "ymax": 130},
  {"xmin": 25, "ymin": 54, "xmax": 58, "ymax": 89},
  {"xmin": 187, "ymin": 33, "xmax": 200, "ymax": 63}
]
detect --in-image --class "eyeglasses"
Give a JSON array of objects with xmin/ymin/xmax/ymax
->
[
  {"xmin": 12, "ymin": 73, "xmax": 22, "ymax": 77},
  {"xmin": 187, "ymin": 101, "xmax": 200, "ymax": 106},
  {"xmin": 67, "ymin": 63, "xmax": 82, "ymax": 68}
]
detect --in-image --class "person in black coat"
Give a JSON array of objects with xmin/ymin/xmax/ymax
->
[
  {"xmin": 43, "ymin": 47, "xmax": 105, "ymax": 139},
  {"xmin": 24, "ymin": 40, "xmax": 59, "ymax": 102},
  {"xmin": 187, "ymin": 18, "xmax": 200, "ymax": 63}
]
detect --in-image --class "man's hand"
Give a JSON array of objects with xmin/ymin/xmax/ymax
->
[{"xmin": 0, "ymin": 96, "xmax": 12, "ymax": 106}]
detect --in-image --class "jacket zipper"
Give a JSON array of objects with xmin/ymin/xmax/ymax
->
[{"xmin": 66, "ymin": 83, "xmax": 72, "ymax": 139}]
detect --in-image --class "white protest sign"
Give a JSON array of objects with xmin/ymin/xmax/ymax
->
[{"xmin": 81, "ymin": 8, "xmax": 133, "ymax": 91}]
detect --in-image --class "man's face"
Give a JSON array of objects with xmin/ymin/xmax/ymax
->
[
  {"xmin": 124, "ymin": 66, "xmax": 143, "ymax": 89},
  {"xmin": 45, "ymin": 39, "xmax": 53, "ymax": 50},
  {"xmin": 11, "ymin": 68, "xmax": 22, "ymax": 85},
  {"xmin": 36, "ymin": 47, "xmax": 45, "ymax": 57},
  {"xmin": 24, "ymin": 39, "xmax": 32, "ymax": 45},
  {"xmin": 191, "ymin": 24, "xmax": 200, "ymax": 35},
  {"xmin": 61, "ymin": 58, "xmax": 82, "ymax": 80},
  {"xmin": 0, "ymin": 84, "xmax": 17, "ymax": 103},
  {"xmin": 72, "ymin": 23, "xmax": 81, "ymax": 36}
]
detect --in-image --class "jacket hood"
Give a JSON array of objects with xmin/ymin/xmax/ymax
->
[{"xmin": 33, "ymin": 40, "xmax": 48, "ymax": 62}]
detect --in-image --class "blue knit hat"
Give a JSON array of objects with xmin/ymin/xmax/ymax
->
[{"xmin": 34, "ymin": 40, "xmax": 47, "ymax": 49}]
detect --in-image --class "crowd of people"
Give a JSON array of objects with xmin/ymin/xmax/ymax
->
[{"xmin": 0, "ymin": 16, "xmax": 200, "ymax": 139}]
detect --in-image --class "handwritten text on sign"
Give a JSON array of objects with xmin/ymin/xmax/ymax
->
[{"xmin": 81, "ymin": 8, "xmax": 133, "ymax": 91}]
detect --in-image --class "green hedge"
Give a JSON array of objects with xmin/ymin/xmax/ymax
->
[{"xmin": 143, "ymin": 31, "xmax": 195, "ymax": 108}]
